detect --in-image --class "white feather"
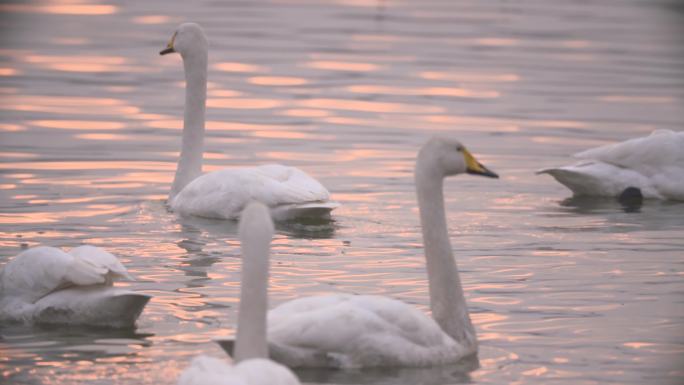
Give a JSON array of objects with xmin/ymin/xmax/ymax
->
[
  {"xmin": 538, "ymin": 130, "xmax": 684, "ymax": 199},
  {"xmin": 178, "ymin": 356, "xmax": 300, "ymax": 385},
  {"xmin": 171, "ymin": 165, "xmax": 335, "ymax": 221},
  {"xmin": 0, "ymin": 246, "xmax": 149, "ymax": 327}
]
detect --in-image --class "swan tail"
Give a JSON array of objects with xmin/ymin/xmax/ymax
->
[
  {"xmin": 269, "ymin": 201, "xmax": 340, "ymax": 221},
  {"xmin": 33, "ymin": 287, "xmax": 151, "ymax": 328},
  {"xmin": 537, "ymin": 165, "xmax": 620, "ymax": 196},
  {"xmin": 215, "ymin": 337, "xmax": 235, "ymax": 357}
]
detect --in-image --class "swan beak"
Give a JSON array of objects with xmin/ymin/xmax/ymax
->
[
  {"xmin": 159, "ymin": 32, "xmax": 177, "ymax": 55},
  {"xmin": 464, "ymin": 149, "xmax": 499, "ymax": 178},
  {"xmin": 159, "ymin": 44, "xmax": 175, "ymax": 55}
]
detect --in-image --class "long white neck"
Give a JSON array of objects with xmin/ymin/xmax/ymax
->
[
  {"xmin": 234, "ymin": 232, "xmax": 270, "ymax": 362},
  {"xmin": 169, "ymin": 48, "xmax": 207, "ymax": 201},
  {"xmin": 415, "ymin": 155, "xmax": 477, "ymax": 350}
]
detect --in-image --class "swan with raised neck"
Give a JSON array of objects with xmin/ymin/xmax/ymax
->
[
  {"xmin": 160, "ymin": 23, "xmax": 337, "ymax": 221},
  {"xmin": 215, "ymin": 136, "xmax": 498, "ymax": 368}
]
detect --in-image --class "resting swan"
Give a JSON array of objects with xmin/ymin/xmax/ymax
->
[
  {"xmin": 178, "ymin": 203, "xmax": 300, "ymax": 385},
  {"xmin": 217, "ymin": 136, "xmax": 498, "ymax": 368},
  {"xmin": 0, "ymin": 245, "xmax": 150, "ymax": 328},
  {"xmin": 538, "ymin": 129, "xmax": 684, "ymax": 200},
  {"xmin": 159, "ymin": 23, "xmax": 338, "ymax": 221}
]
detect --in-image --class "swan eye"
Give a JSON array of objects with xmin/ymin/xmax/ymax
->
[{"xmin": 456, "ymin": 145, "xmax": 464, "ymax": 152}]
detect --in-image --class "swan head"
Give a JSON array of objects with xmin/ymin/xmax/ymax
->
[
  {"xmin": 239, "ymin": 202, "xmax": 275, "ymax": 253},
  {"xmin": 418, "ymin": 136, "xmax": 498, "ymax": 178},
  {"xmin": 159, "ymin": 23, "xmax": 208, "ymax": 58}
]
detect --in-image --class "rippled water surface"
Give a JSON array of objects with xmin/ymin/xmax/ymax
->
[{"xmin": 1, "ymin": 0, "xmax": 683, "ymax": 384}]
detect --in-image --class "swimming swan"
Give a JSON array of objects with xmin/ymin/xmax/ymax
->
[
  {"xmin": 178, "ymin": 203, "xmax": 301, "ymax": 385},
  {"xmin": 160, "ymin": 23, "xmax": 338, "ymax": 221},
  {"xmin": 0, "ymin": 245, "xmax": 150, "ymax": 328},
  {"xmin": 218, "ymin": 136, "xmax": 499, "ymax": 368},
  {"xmin": 538, "ymin": 129, "xmax": 684, "ymax": 200}
]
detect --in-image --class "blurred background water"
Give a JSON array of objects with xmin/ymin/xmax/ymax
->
[{"xmin": 1, "ymin": 0, "xmax": 683, "ymax": 384}]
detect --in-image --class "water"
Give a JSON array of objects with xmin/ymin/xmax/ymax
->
[{"xmin": 1, "ymin": 0, "xmax": 683, "ymax": 384}]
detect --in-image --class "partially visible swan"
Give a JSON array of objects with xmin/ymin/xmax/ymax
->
[
  {"xmin": 159, "ymin": 23, "xmax": 338, "ymax": 221},
  {"xmin": 178, "ymin": 202, "xmax": 300, "ymax": 385},
  {"xmin": 538, "ymin": 129, "xmax": 684, "ymax": 200},
  {"xmin": 217, "ymin": 136, "xmax": 498, "ymax": 368},
  {"xmin": 0, "ymin": 245, "xmax": 150, "ymax": 328}
]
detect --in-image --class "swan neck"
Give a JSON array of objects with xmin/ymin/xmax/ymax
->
[
  {"xmin": 234, "ymin": 239, "xmax": 270, "ymax": 362},
  {"xmin": 415, "ymin": 161, "xmax": 476, "ymax": 349},
  {"xmin": 169, "ymin": 49, "xmax": 207, "ymax": 201}
]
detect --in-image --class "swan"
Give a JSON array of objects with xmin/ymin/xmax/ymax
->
[
  {"xmin": 0, "ymin": 245, "xmax": 150, "ymax": 328},
  {"xmin": 217, "ymin": 136, "xmax": 499, "ymax": 368},
  {"xmin": 159, "ymin": 23, "xmax": 338, "ymax": 221},
  {"xmin": 178, "ymin": 202, "xmax": 301, "ymax": 385},
  {"xmin": 538, "ymin": 129, "xmax": 684, "ymax": 200}
]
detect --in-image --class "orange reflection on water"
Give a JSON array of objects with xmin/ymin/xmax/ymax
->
[
  {"xmin": 473, "ymin": 37, "xmax": 519, "ymax": 47},
  {"xmin": 347, "ymin": 85, "xmax": 499, "ymax": 99},
  {"xmin": 144, "ymin": 119, "xmax": 291, "ymax": 132},
  {"xmin": 132, "ymin": 15, "xmax": 173, "ymax": 24},
  {"xmin": 213, "ymin": 62, "xmax": 266, "ymax": 73},
  {"xmin": 0, "ymin": 67, "xmax": 19, "ymax": 76},
  {"xmin": 305, "ymin": 60, "xmax": 380, "ymax": 72},
  {"xmin": 76, "ymin": 133, "xmax": 129, "ymax": 140},
  {"xmin": 4, "ymin": 95, "xmax": 139, "ymax": 116},
  {"xmin": 0, "ymin": 3, "xmax": 117, "ymax": 15},
  {"xmin": 30, "ymin": 120, "xmax": 125, "ymax": 130},
  {"xmin": 598, "ymin": 95, "xmax": 674, "ymax": 104},
  {"xmin": 0, "ymin": 123, "xmax": 25, "ymax": 132},
  {"xmin": 0, "ymin": 161, "xmax": 173, "ymax": 171},
  {"xmin": 208, "ymin": 89, "xmax": 243, "ymax": 97},
  {"xmin": 52, "ymin": 37, "xmax": 89, "ymax": 46},
  {"xmin": 206, "ymin": 98, "xmax": 283, "ymax": 109},
  {"xmin": 24, "ymin": 55, "xmax": 133, "ymax": 73},
  {"xmin": 420, "ymin": 71, "xmax": 520, "ymax": 83},
  {"xmin": 279, "ymin": 108, "xmax": 331, "ymax": 117},
  {"xmin": 298, "ymin": 98, "xmax": 443, "ymax": 113},
  {"xmin": 248, "ymin": 76, "xmax": 308, "ymax": 86}
]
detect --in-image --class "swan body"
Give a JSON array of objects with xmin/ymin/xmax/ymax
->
[
  {"xmin": 218, "ymin": 137, "xmax": 498, "ymax": 368},
  {"xmin": 264, "ymin": 294, "xmax": 473, "ymax": 368},
  {"xmin": 171, "ymin": 164, "xmax": 335, "ymax": 221},
  {"xmin": 0, "ymin": 246, "xmax": 150, "ymax": 328},
  {"xmin": 161, "ymin": 23, "xmax": 337, "ymax": 221},
  {"xmin": 538, "ymin": 130, "xmax": 684, "ymax": 200},
  {"xmin": 178, "ymin": 356, "xmax": 299, "ymax": 385},
  {"xmin": 178, "ymin": 202, "xmax": 300, "ymax": 385}
]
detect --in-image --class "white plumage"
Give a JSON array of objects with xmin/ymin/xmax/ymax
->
[
  {"xmin": 217, "ymin": 137, "xmax": 498, "ymax": 368},
  {"xmin": 538, "ymin": 130, "xmax": 684, "ymax": 200},
  {"xmin": 0, "ymin": 246, "xmax": 150, "ymax": 327},
  {"xmin": 171, "ymin": 165, "xmax": 336, "ymax": 221},
  {"xmin": 161, "ymin": 23, "xmax": 337, "ymax": 221},
  {"xmin": 265, "ymin": 294, "xmax": 472, "ymax": 368},
  {"xmin": 178, "ymin": 356, "xmax": 300, "ymax": 385}
]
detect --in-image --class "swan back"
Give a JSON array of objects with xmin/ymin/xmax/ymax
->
[
  {"xmin": 1, "ymin": 246, "xmax": 111, "ymax": 304},
  {"xmin": 575, "ymin": 129, "xmax": 684, "ymax": 175}
]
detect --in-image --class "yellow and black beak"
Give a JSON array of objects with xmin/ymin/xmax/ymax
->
[
  {"xmin": 159, "ymin": 32, "xmax": 176, "ymax": 55},
  {"xmin": 463, "ymin": 149, "xmax": 499, "ymax": 178}
]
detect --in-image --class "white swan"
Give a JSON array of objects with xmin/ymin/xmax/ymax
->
[
  {"xmin": 178, "ymin": 202, "xmax": 300, "ymax": 385},
  {"xmin": 159, "ymin": 23, "xmax": 338, "ymax": 221},
  {"xmin": 0, "ymin": 245, "xmax": 150, "ymax": 328},
  {"xmin": 217, "ymin": 136, "xmax": 498, "ymax": 368},
  {"xmin": 538, "ymin": 129, "xmax": 684, "ymax": 200}
]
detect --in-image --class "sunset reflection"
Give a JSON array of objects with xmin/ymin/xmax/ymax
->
[{"xmin": 0, "ymin": 3, "xmax": 118, "ymax": 15}]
